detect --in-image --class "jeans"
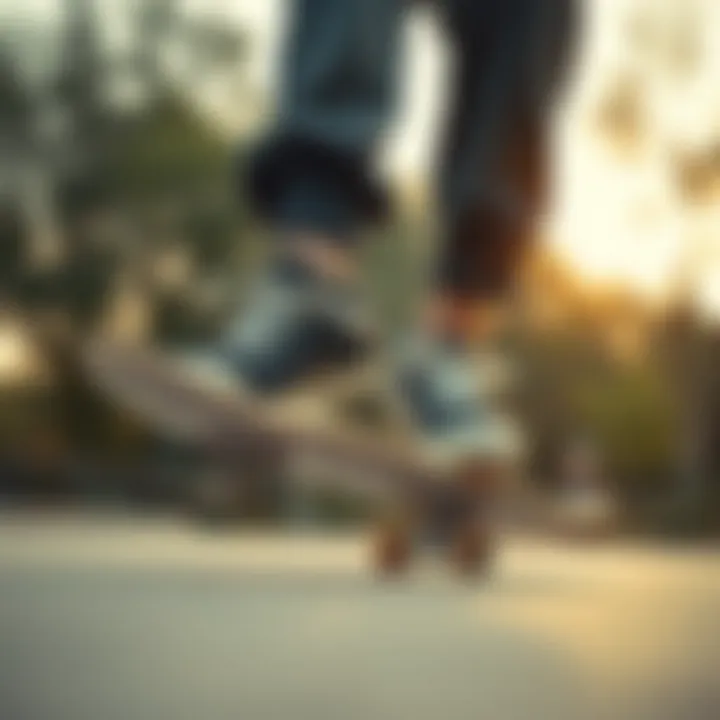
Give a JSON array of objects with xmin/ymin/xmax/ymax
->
[{"xmin": 245, "ymin": 0, "xmax": 577, "ymax": 299}]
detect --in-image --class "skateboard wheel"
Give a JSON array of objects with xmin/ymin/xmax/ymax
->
[
  {"xmin": 373, "ymin": 514, "xmax": 413, "ymax": 576},
  {"xmin": 449, "ymin": 521, "xmax": 494, "ymax": 578}
]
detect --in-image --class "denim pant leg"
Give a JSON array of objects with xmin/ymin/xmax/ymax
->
[
  {"xmin": 246, "ymin": 0, "xmax": 406, "ymax": 243},
  {"xmin": 436, "ymin": 0, "xmax": 578, "ymax": 300}
]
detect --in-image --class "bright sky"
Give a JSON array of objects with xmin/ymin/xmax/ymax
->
[{"xmin": 549, "ymin": 0, "xmax": 720, "ymax": 313}]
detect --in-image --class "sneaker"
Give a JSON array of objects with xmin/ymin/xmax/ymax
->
[
  {"xmin": 173, "ymin": 252, "xmax": 377, "ymax": 402},
  {"xmin": 392, "ymin": 334, "xmax": 522, "ymax": 471}
]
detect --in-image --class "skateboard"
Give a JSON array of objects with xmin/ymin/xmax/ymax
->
[{"xmin": 82, "ymin": 340, "xmax": 513, "ymax": 577}]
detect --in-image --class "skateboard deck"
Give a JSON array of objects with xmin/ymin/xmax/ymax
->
[
  {"xmin": 81, "ymin": 341, "xmax": 459, "ymax": 501},
  {"xmin": 82, "ymin": 340, "xmax": 504, "ymax": 574}
]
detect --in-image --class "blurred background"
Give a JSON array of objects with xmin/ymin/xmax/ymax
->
[
  {"xmin": 3, "ymin": 4, "xmax": 720, "ymax": 720},
  {"xmin": 1, "ymin": 0, "xmax": 720, "ymax": 537}
]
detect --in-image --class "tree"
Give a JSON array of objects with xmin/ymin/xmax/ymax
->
[
  {"xmin": 0, "ymin": 0, "xmax": 255, "ymax": 475},
  {"xmin": 0, "ymin": 48, "xmax": 32, "ymax": 145}
]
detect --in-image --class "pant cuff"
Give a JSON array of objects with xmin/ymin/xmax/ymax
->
[{"xmin": 241, "ymin": 133, "xmax": 389, "ymax": 242}]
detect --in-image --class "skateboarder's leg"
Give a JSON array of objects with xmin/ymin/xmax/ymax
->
[
  {"xmin": 392, "ymin": 1, "xmax": 578, "ymax": 554},
  {"xmin": 246, "ymin": 0, "xmax": 405, "ymax": 256},
  {"xmin": 396, "ymin": 0, "xmax": 576, "ymax": 431},
  {"xmin": 192, "ymin": 0, "xmax": 407, "ymax": 395},
  {"xmin": 432, "ymin": 0, "xmax": 577, "ymax": 338}
]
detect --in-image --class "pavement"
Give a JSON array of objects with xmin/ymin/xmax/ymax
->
[{"xmin": 1, "ymin": 512, "xmax": 719, "ymax": 720}]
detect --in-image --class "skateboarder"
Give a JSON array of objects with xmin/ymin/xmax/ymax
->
[{"xmin": 183, "ymin": 0, "xmax": 577, "ymax": 476}]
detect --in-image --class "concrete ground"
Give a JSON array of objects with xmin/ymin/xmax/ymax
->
[{"xmin": 1, "ymin": 512, "xmax": 719, "ymax": 720}]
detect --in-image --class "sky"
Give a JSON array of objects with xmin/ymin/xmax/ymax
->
[{"xmin": 549, "ymin": 0, "xmax": 720, "ymax": 312}]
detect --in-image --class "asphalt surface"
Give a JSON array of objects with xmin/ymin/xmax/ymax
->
[{"xmin": 1, "ymin": 513, "xmax": 719, "ymax": 720}]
